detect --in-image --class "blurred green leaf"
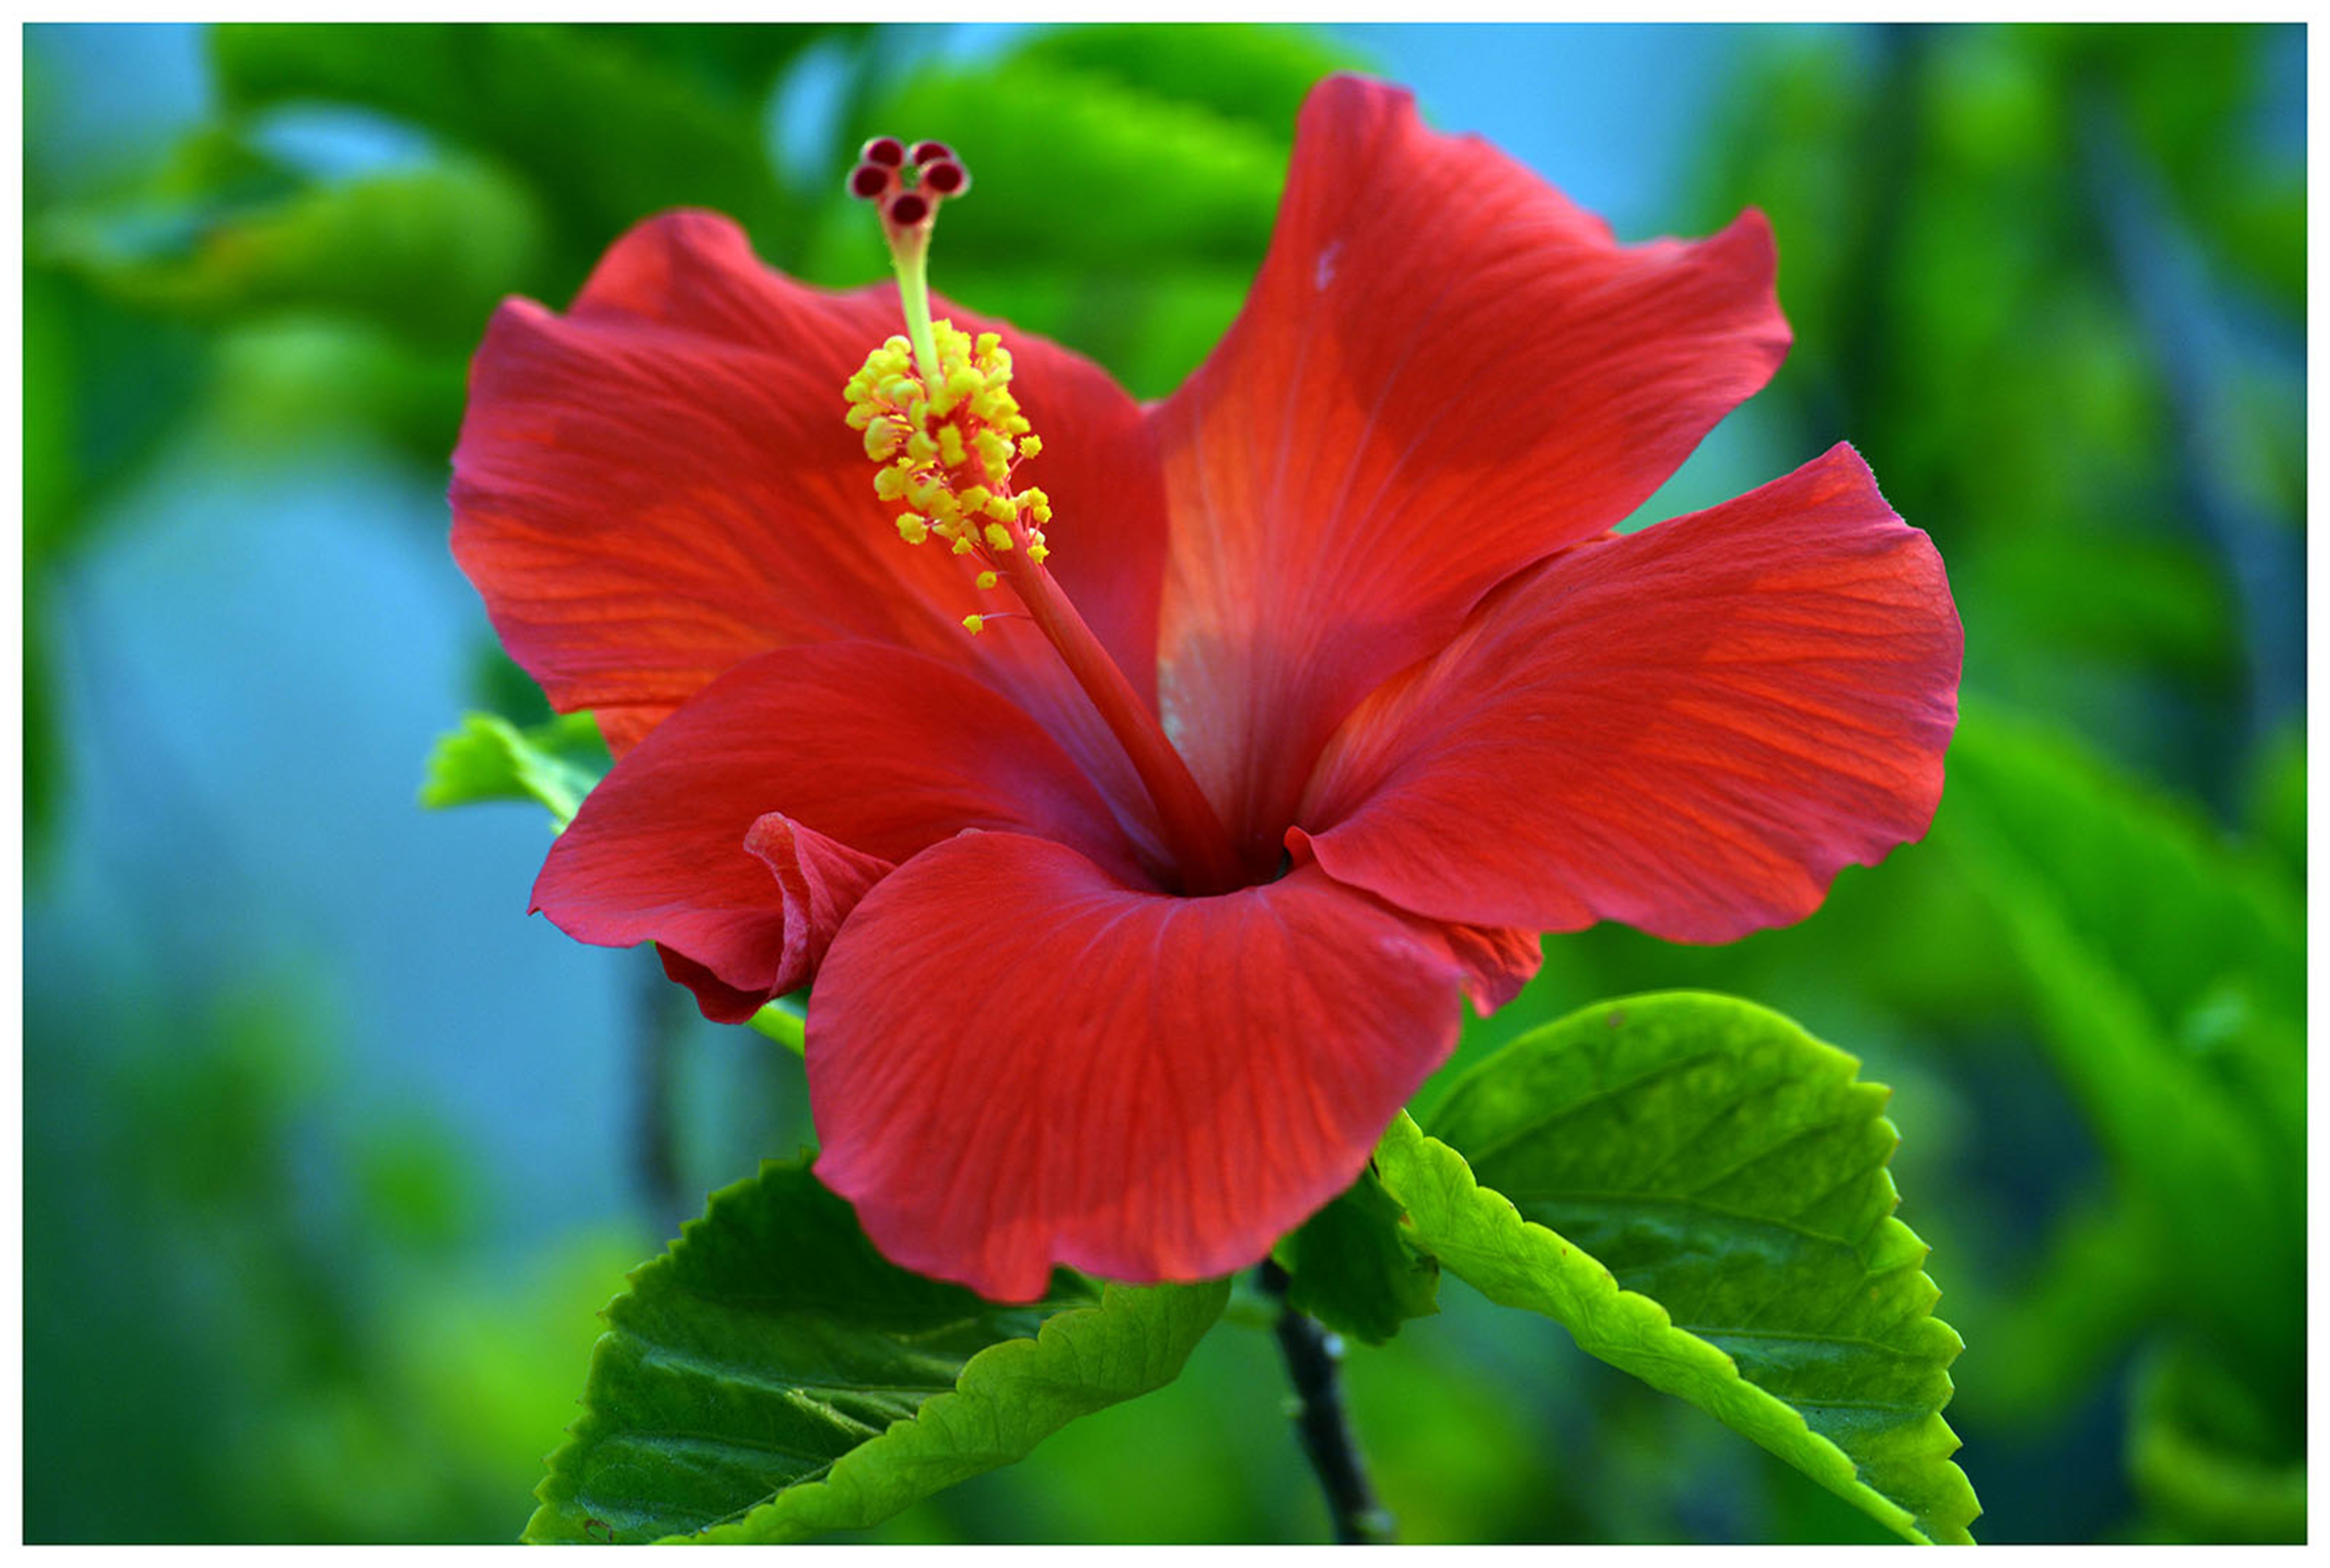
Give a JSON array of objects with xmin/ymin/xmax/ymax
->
[
  {"xmin": 2246, "ymin": 721, "xmax": 2305, "ymax": 877},
  {"xmin": 1014, "ymin": 23, "xmax": 1360, "ymax": 137},
  {"xmin": 865, "ymin": 57, "xmax": 1286, "ymax": 272},
  {"xmin": 209, "ymin": 23, "xmax": 808, "ymax": 263},
  {"xmin": 418, "ymin": 710, "xmax": 609, "ymax": 830},
  {"xmin": 525, "ymin": 1160, "xmax": 1227, "ymax": 1543},
  {"xmin": 1377, "ymin": 993, "xmax": 1977, "ymax": 1545},
  {"xmin": 1948, "ymin": 1195, "xmax": 2160, "ymax": 1427},
  {"xmin": 1943, "ymin": 700, "xmax": 2302, "ymax": 1146},
  {"xmin": 24, "ymin": 266, "xmax": 207, "ymax": 565},
  {"xmin": 2126, "ymin": 1341, "xmax": 2306, "ymax": 1542},
  {"xmin": 1274, "ymin": 1166, "xmax": 1439, "ymax": 1346},
  {"xmin": 40, "ymin": 153, "xmax": 548, "ymax": 347},
  {"xmin": 202, "ymin": 318, "xmax": 471, "ymax": 463},
  {"xmin": 24, "ymin": 604, "xmax": 64, "ymax": 872},
  {"xmin": 1937, "ymin": 702, "xmax": 2302, "ymax": 1387},
  {"xmin": 573, "ymin": 22, "xmax": 864, "ymax": 101}
]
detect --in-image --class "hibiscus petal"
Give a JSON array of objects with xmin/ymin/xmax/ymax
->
[
  {"xmin": 532, "ymin": 641, "xmax": 1149, "ymax": 1020},
  {"xmin": 450, "ymin": 209, "xmax": 1168, "ymax": 764},
  {"xmin": 807, "ymin": 831, "xmax": 1473, "ymax": 1301},
  {"xmin": 1151, "ymin": 75, "xmax": 1790, "ymax": 863},
  {"xmin": 1296, "ymin": 445, "xmax": 1962, "ymax": 943}
]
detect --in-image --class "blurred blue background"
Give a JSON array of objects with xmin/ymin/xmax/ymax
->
[{"xmin": 24, "ymin": 22, "xmax": 2305, "ymax": 1543}]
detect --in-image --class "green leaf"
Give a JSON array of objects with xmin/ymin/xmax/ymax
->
[
  {"xmin": 417, "ymin": 711, "xmax": 608, "ymax": 829},
  {"xmin": 1273, "ymin": 1165, "xmax": 1438, "ymax": 1346},
  {"xmin": 1938, "ymin": 702, "xmax": 2302, "ymax": 1375},
  {"xmin": 1014, "ymin": 22, "xmax": 1363, "ymax": 138},
  {"xmin": 1374, "ymin": 993, "xmax": 1978, "ymax": 1545},
  {"xmin": 525, "ymin": 1161, "xmax": 1227, "ymax": 1544},
  {"xmin": 209, "ymin": 23, "xmax": 802, "ymax": 258},
  {"xmin": 39, "ymin": 153, "xmax": 549, "ymax": 347},
  {"xmin": 1945, "ymin": 700, "xmax": 2302, "ymax": 1051},
  {"xmin": 2127, "ymin": 1338, "xmax": 2306, "ymax": 1542}
]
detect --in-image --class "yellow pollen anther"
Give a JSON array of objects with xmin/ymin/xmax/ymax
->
[
  {"xmin": 962, "ymin": 614, "xmax": 986, "ymax": 634},
  {"xmin": 864, "ymin": 417, "xmax": 907, "ymax": 461},
  {"xmin": 841, "ymin": 193, "xmax": 1055, "ymax": 590},
  {"xmin": 1028, "ymin": 542, "xmax": 1050, "ymax": 566}
]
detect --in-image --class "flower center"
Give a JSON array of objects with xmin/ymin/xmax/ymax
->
[{"xmin": 841, "ymin": 137, "xmax": 1245, "ymax": 897}]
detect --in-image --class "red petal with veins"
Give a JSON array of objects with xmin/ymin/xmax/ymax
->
[
  {"xmin": 1297, "ymin": 445, "xmax": 1961, "ymax": 942},
  {"xmin": 450, "ymin": 209, "xmax": 1169, "ymax": 771},
  {"xmin": 807, "ymin": 832, "xmax": 1473, "ymax": 1301},
  {"xmin": 532, "ymin": 641, "xmax": 1148, "ymax": 1020},
  {"xmin": 1151, "ymin": 75, "xmax": 1790, "ymax": 866}
]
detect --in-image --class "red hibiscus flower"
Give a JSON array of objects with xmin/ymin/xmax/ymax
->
[{"xmin": 451, "ymin": 76, "xmax": 1961, "ymax": 1302}]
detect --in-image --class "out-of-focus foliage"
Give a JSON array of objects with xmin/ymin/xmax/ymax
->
[
  {"xmin": 25, "ymin": 979, "xmax": 647, "ymax": 1542},
  {"xmin": 26, "ymin": 20, "xmax": 2303, "ymax": 1546}
]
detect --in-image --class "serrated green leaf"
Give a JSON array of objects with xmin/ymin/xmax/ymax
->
[
  {"xmin": 417, "ymin": 711, "xmax": 608, "ymax": 829},
  {"xmin": 1374, "ymin": 993, "xmax": 1978, "ymax": 1545},
  {"xmin": 1273, "ymin": 1165, "xmax": 1438, "ymax": 1346},
  {"xmin": 525, "ymin": 1161, "xmax": 1226, "ymax": 1544}
]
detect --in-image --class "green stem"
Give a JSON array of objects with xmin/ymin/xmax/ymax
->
[{"xmin": 889, "ymin": 231, "xmax": 943, "ymax": 388}]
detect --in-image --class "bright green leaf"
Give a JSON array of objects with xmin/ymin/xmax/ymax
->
[
  {"xmin": 525, "ymin": 1161, "xmax": 1227, "ymax": 1544},
  {"xmin": 1273, "ymin": 1165, "xmax": 1438, "ymax": 1346},
  {"xmin": 417, "ymin": 710, "xmax": 608, "ymax": 830},
  {"xmin": 1375, "ymin": 993, "xmax": 1978, "ymax": 1545}
]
